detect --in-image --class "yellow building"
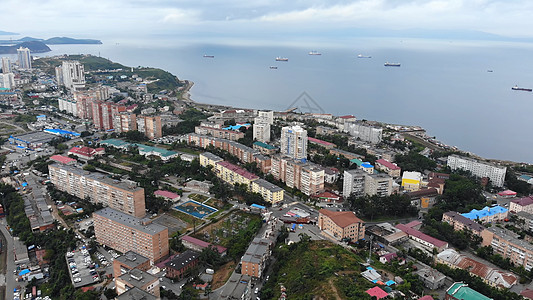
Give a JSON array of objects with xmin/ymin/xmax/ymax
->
[
  {"xmin": 401, "ymin": 171, "xmax": 422, "ymax": 192},
  {"xmin": 251, "ymin": 179, "xmax": 284, "ymax": 204},
  {"xmin": 215, "ymin": 161, "xmax": 259, "ymax": 188},
  {"xmin": 199, "ymin": 152, "xmax": 223, "ymax": 168}
]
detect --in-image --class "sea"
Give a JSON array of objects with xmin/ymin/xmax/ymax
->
[{"xmin": 6, "ymin": 36, "xmax": 533, "ymax": 163}]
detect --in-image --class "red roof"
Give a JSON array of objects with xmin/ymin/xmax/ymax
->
[
  {"xmin": 182, "ymin": 236, "xmax": 227, "ymax": 254},
  {"xmin": 154, "ymin": 190, "xmax": 180, "ymax": 199},
  {"xmin": 68, "ymin": 146, "xmax": 99, "ymax": 158},
  {"xmin": 376, "ymin": 159, "xmax": 400, "ymax": 170},
  {"xmin": 521, "ymin": 289, "xmax": 533, "ymax": 299},
  {"xmin": 511, "ymin": 196, "xmax": 533, "ymax": 207},
  {"xmin": 339, "ymin": 115, "xmax": 356, "ymax": 119},
  {"xmin": 319, "ymin": 209, "xmax": 364, "ymax": 228},
  {"xmin": 50, "ymin": 155, "xmax": 76, "ymax": 164},
  {"xmin": 313, "ymin": 191, "xmax": 342, "ymax": 200},
  {"xmin": 366, "ymin": 286, "xmax": 388, "ymax": 299},
  {"xmin": 498, "ymin": 190, "xmax": 517, "ymax": 196},
  {"xmin": 395, "ymin": 223, "xmax": 447, "ymax": 248},
  {"xmin": 418, "ymin": 296, "xmax": 434, "ymax": 300},
  {"xmin": 216, "ymin": 161, "xmax": 259, "ymax": 180},
  {"xmin": 308, "ymin": 137, "xmax": 336, "ymax": 147}
]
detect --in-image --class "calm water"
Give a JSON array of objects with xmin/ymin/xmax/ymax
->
[{"xmin": 28, "ymin": 38, "xmax": 533, "ymax": 163}]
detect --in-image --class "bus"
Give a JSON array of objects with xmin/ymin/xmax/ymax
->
[{"xmin": 290, "ymin": 223, "xmax": 296, "ymax": 232}]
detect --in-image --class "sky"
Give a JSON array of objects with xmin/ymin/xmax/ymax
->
[{"xmin": 2, "ymin": 0, "xmax": 533, "ymax": 43}]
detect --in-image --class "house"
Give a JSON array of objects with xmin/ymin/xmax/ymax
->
[
  {"xmin": 510, "ymin": 196, "xmax": 533, "ymax": 214},
  {"xmin": 49, "ymin": 155, "xmax": 77, "ymax": 165},
  {"xmin": 445, "ymin": 282, "xmax": 491, "ymax": 300},
  {"xmin": 498, "ymin": 190, "xmax": 517, "ymax": 198},
  {"xmin": 379, "ymin": 253, "xmax": 398, "ymax": 264},
  {"xmin": 362, "ymin": 267, "xmax": 382, "ymax": 282},
  {"xmin": 395, "ymin": 222, "xmax": 448, "ymax": 253},
  {"xmin": 366, "ymin": 286, "xmax": 388, "ymax": 299},
  {"xmin": 68, "ymin": 146, "xmax": 105, "ymax": 160},
  {"xmin": 181, "ymin": 235, "xmax": 227, "ymax": 256},
  {"xmin": 416, "ymin": 267, "xmax": 446, "ymax": 289}
]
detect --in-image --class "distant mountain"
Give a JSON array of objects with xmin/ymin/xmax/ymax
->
[
  {"xmin": 0, "ymin": 30, "xmax": 18, "ymax": 35},
  {"xmin": 0, "ymin": 41, "xmax": 51, "ymax": 54},
  {"xmin": 0, "ymin": 36, "xmax": 102, "ymax": 45}
]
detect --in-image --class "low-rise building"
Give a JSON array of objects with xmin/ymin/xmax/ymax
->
[
  {"xmin": 367, "ymin": 222, "xmax": 409, "ymax": 245},
  {"xmin": 481, "ymin": 226, "xmax": 533, "ymax": 271},
  {"xmin": 461, "ymin": 205, "xmax": 508, "ymax": 223},
  {"xmin": 308, "ymin": 137, "xmax": 336, "ymax": 149},
  {"xmin": 318, "ymin": 209, "xmax": 365, "ymax": 241},
  {"xmin": 402, "ymin": 171, "xmax": 422, "ymax": 192},
  {"xmin": 181, "ymin": 235, "xmax": 227, "ymax": 256},
  {"xmin": 219, "ymin": 273, "xmax": 252, "ymax": 300},
  {"xmin": 195, "ymin": 126, "xmax": 244, "ymax": 141},
  {"xmin": 113, "ymin": 251, "xmax": 151, "ymax": 280},
  {"xmin": 115, "ymin": 269, "xmax": 160, "ymax": 298},
  {"xmin": 154, "ymin": 190, "xmax": 181, "ymax": 202},
  {"xmin": 416, "ymin": 267, "xmax": 446, "ymax": 290},
  {"xmin": 510, "ymin": 196, "xmax": 533, "ymax": 214},
  {"xmin": 68, "ymin": 146, "xmax": 105, "ymax": 160},
  {"xmin": 396, "ymin": 221, "xmax": 448, "ymax": 253},
  {"xmin": 375, "ymin": 159, "xmax": 401, "ymax": 178},
  {"xmin": 165, "ymin": 250, "xmax": 200, "ymax": 280},
  {"xmin": 253, "ymin": 141, "xmax": 277, "ymax": 155},
  {"xmin": 442, "ymin": 211, "xmax": 486, "ymax": 236},
  {"xmin": 445, "ymin": 282, "xmax": 491, "ymax": 300},
  {"xmin": 408, "ymin": 188, "xmax": 438, "ymax": 209},
  {"xmin": 49, "ymin": 155, "xmax": 77, "ymax": 165}
]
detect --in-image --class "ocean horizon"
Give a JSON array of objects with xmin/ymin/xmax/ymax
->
[{"xmin": 19, "ymin": 37, "xmax": 533, "ymax": 164}]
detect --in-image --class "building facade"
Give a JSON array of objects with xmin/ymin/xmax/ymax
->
[
  {"xmin": 318, "ymin": 209, "xmax": 365, "ymax": 241},
  {"xmin": 251, "ymin": 178, "xmax": 284, "ymax": 203},
  {"xmin": 17, "ymin": 47, "xmax": 31, "ymax": 69},
  {"xmin": 280, "ymin": 125, "xmax": 307, "ymax": 159},
  {"xmin": 94, "ymin": 208, "xmax": 169, "ymax": 263},
  {"xmin": 58, "ymin": 61, "xmax": 86, "ymax": 90},
  {"xmin": 447, "ymin": 155, "xmax": 507, "ymax": 187},
  {"xmin": 48, "ymin": 164, "xmax": 146, "ymax": 217}
]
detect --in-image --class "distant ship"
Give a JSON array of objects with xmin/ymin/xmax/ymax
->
[
  {"xmin": 275, "ymin": 57, "xmax": 289, "ymax": 61},
  {"xmin": 487, "ymin": 70, "xmax": 493, "ymax": 72},
  {"xmin": 308, "ymin": 51, "xmax": 321, "ymax": 55},
  {"xmin": 203, "ymin": 55, "xmax": 214, "ymax": 58},
  {"xmin": 511, "ymin": 85, "xmax": 532, "ymax": 92},
  {"xmin": 269, "ymin": 66, "xmax": 278, "ymax": 69},
  {"xmin": 384, "ymin": 62, "xmax": 401, "ymax": 67},
  {"xmin": 357, "ymin": 54, "xmax": 371, "ymax": 58}
]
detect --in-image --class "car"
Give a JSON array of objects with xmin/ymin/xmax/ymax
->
[
  {"xmin": 74, "ymin": 278, "xmax": 81, "ymax": 283},
  {"xmin": 161, "ymin": 286, "xmax": 166, "ymax": 290},
  {"xmin": 266, "ymin": 275, "xmax": 270, "ymax": 281},
  {"xmin": 255, "ymin": 288, "xmax": 259, "ymax": 294}
]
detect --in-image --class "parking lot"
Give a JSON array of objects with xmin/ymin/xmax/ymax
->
[{"xmin": 66, "ymin": 247, "xmax": 100, "ymax": 288}]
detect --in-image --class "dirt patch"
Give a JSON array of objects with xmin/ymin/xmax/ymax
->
[
  {"xmin": 328, "ymin": 278, "xmax": 343, "ymax": 300},
  {"xmin": 211, "ymin": 261, "xmax": 236, "ymax": 290}
]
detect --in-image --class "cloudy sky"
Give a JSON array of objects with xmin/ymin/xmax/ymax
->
[{"xmin": 2, "ymin": 0, "xmax": 533, "ymax": 42}]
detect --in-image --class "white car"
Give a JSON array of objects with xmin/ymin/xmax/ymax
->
[{"xmin": 73, "ymin": 278, "xmax": 82, "ymax": 283}]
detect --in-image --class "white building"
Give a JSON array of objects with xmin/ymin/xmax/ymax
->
[
  {"xmin": 343, "ymin": 169, "xmax": 393, "ymax": 198},
  {"xmin": 280, "ymin": 125, "xmax": 307, "ymax": 159},
  {"xmin": 447, "ymin": 155, "xmax": 507, "ymax": 187},
  {"xmin": 58, "ymin": 61, "xmax": 86, "ymax": 90},
  {"xmin": 257, "ymin": 110, "xmax": 274, "ymax": 125},
  {"xmin": 401, "ymin": 171, "xmax": 423, "ymax": 192},
  {"xmin": 344, "ymin": 122, "xmax": 382, "ymax": 144},
  {"xmin": 17, "ymin": 47, "xmax": 32, "ymax": 69},
  {"xmin": 0, "ymin": 73, "xmax": 15, "ymax": 89},
  {"xmin": 1, "ymin": 57, "xmax": 11, "ymax": 74},
  {"xmin": 58, "ymin": 98, "xmax": 78, "ymax": 116},
  {"xmin": 253, "ymin": 121, "xmax": 270, "ymax": 143}
]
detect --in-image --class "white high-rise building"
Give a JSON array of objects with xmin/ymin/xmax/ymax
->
[
  {"xmin": 59, "ymin": 61, "xmax": 86, "ymax": 90},
  {"xmin": 343, "ymin": 169, "xmax": 366, "ymax": 198},
  {"xmin": 0, "ymin": 73, "xmax": 15, "ymax": 89},
  {"xmin": 257, "ymin": 110, "xmax": 274, "ymax": 125},
  {"xmin": 344, "ymin": 122, "xmax": 382, "ymax": 144},
  {"xmin": 17, "ymin": 47, "xmax": 32, "ymax": 70},
  {"xmin": 281, "ymin": 125, "xmax": 307, "ymax": 160},
  {"xmin": 253, "ymin": 119, "xmax": 271, "ymax": 143},
  {"xmin": 343, "ymin": 169, "xmax": 393, "ymax": 198},
  {"xmin": 1, "ymin": 57, "xmax": 11, "ymax": 74},
  {"xmin": 447, "ymin": 155, "xmax": 507, "ymax": 187}
]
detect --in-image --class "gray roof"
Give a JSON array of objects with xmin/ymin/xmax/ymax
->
[
  {"xmin": 253, "ymin": 178, "xmax": 283, "ymax": 192},
  {"xmin": 488, "ymin": 226, "xmax": 532, "ymax": 250},
  {"xmin": 10, "ymin": 131, "xmax": 56, "ymax": 144},
  {"xmin": 115, "ymin": 251, "xmax": 150, "ymax": 269},
  {"xmin": 118, "ymin": 269, "xmax": 157, "ymax": 289},
  {"xmin": 94, "ymin": 207, "xmax": 167, "ymax": 235},
  {"xmin": 116, "ymin": 287, "xmax": 156, "ymax": 300},
  {"xmin": 443, "ymin": 211, "xmax": 485, "ymax": 233},
  {"xmin": 200, "ymin": 152, "xmax": 223, "ymax": 162},
  {"xmin": 50, "ymin": 163, "xmax": 143, "ymax": 192},
  {"xmin": 165, "ymin": 250, "xmax": 199, "ymax": 270},
  {"xmin": 220, "ymin": 273, "xmax": 251, "ymax": 299}
]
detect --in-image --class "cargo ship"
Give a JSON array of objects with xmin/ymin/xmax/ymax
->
[
  {"xmin": 357, "ymin": 54, "xmax": 371, "ymax": 58},
  {"xmin": 275, "ymin": 57, "xmax": 289, "ymax": 61},
  {"xmin": 512, "ymin": 85, "xmax": 532, "ymax": 92},
  {"xmin": 269, "ymin": 66, "xmax": 278, "ymax": 69},
  {"xmin": 384, "ymin": 62, "xmax": 401, "ymax": 67},
  {"xmin": 203, "ymin": 55, "xmax": 214, "ymax": 58},
  {"xmin": 308, "ymin": 51, "xmax": 321, "ymax": 55}
]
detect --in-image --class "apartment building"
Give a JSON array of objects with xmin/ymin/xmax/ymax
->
[
  {"xmin": 344, "ymin": 122, "xmax": 382, "ymax": 144},
  {"xmin": 253, "ymin": 121, "xmax": 270, "ymax": 143},
  {"xmin": 58, "ymin": 98, "xmax": 78, "ymax": 115},
  {"xmin": 375, "ymin": 159, "xmax": 401, "ymax": 178},
  {"xmin": 329, "ymin": 148, "xmax": 364, "ymax": 161},
  {"xmin": 447, "ymin": 155, "xmax": 507, "ymax": 187},
  {"xmin": 402, "ymin": 171, "xmax": 423, "ymax": 192},
  {"xmin": 482, "ymin": 226, "xmax": 533, "ymax": 271},
  {"xmin": 199, "ymin": 152, "xmax": 224, "ymax": 168},
  {"xmin": 137, "ymin": 115, "xmax": 162, "ymax": 139},
  {"xmin": 251, "ymin": 178, "xmax": 284, "ymax": 204},
  {"xmin": 115, "ymin": 268, "xmax": 160, "ymax": 298},
  {"xmin": 270, "ymin": 155, "xmax": 325, "ymax": 196},
  {"xmin": 461, "ymin": 206, "xmax": 508, "ymax": 223},
  {"xmin": 253, "ymin": 141, "xmax": 277, "ymax": 155},
  {"xmin": 195, "ymin": 126, "xmax": 244, "ymax": 141},
  {"xmin": 215, "ymin": 161, "xmax": 259, "ymax": 189},
  {"xmin": 510, "ymin": 196, "xmax": 533, "ymax": 214},
  {"xmin": 57, "ymin": 60, "xmax": 86, "ymax": 90},
  {"xmin": 113, "ymin": 112, "xmax": 138, "ymax": 133},
  {"xmin": 442, "ymin": 211, "xmax": 486, "ymax": 236},
  {"xmin": 94, "ymin": 207, "xmax": 169, "ymax": 263},
  {"xmin": 48, "ymin": 164, "xmax": 146, "ymax": 217},
  {"xmin": 280, "ymin": 125, "xmax": 307, "ymax": 159},
  {"xmin": 241, "ymin": 238, "xmax": 272, "ymax": 278},
  {"xmin": 343, "ymin": 169, "xmax": 393, "ymax": 198},
  {"xmin": 318, "ymin": 209, "xmax": 365, "ymax": 241},
  {"xmin": 165, "ymin": 250, "xmax": 200, "ymax": 280}
]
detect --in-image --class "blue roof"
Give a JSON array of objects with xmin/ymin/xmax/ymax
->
[
  {"xmin": 253, "ymin": 141, "xmax": 276, "ymax": 149},
  {"xmin": 251, "ymin": 204, "xmax": 266, "ymax": 210},
  {"xmin": 223, "ymin": 123, "xmax": 250, "ymax": 131},
  {"xmin": 520, "ymin": 175, "xmax": 532, "ymax": 180},
  {"xmin": 385, "ymin": 280, "xmax": 396, "ymax": 286},
  {"xmin": 361, "ymin": 163, "xmax": 374, "ymax": 168},
  {"xmin": 37, "ymin": 115, "xmax": 46, "ymax": 118},
  {"xmin": 44, "ymin": 128, "xmax": 80, "ymax": 137},
  {"xmin": 462, "ymin": 205, "xmax": 508, "ymax": 220}
]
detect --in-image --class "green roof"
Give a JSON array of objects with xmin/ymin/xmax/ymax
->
[
  {"xmin": 100, "ymin": 139, "xmax": 177, "ymax": 157},
  {"xmin": 350, "ymin": 158, "xmax": 363, "ymax": 166},
  {"xmin": 253, "ymin": 141, "xmax": 276, "ymax": 150},
  {"xmin": 100, "ymin": 139, "xmax": 130, "ymax": 147},
  {"xmin": 446, "ymin": 282, "xmax": 491, "ymax": 300}
]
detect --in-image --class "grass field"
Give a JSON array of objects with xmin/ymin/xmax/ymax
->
[{"xmin": 191, "ymin": 210, "xmax": 261, "ymax": 247}]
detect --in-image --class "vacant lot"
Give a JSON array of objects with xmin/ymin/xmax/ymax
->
[{"xmin": 153, "ymin": 213, "xmax": 188, "ymax": 235}]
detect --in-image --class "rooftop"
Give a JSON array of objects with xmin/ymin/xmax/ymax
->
[
  {"xmin": 94, "ymin": 207, "xmax": 166, "ymax": 235},
  {"xmin": 253, "ymin": 178, "xmax": 283, "ymax": 192},
  {"xmin": 116, "ymin": 287, "xmax": 156, "ymax": 300},
  {"xmin": 395, "ymin": 223, "xmax": 447, "ymax": 248},
  {"xmin": 319, "ymin": 209, "xmax": 364, "ymax": 228},
  {"xmin": 216, "ymin": 161, "xmax": 259, "ymax": 180},
  {"xmin": 443, "ymin": 211, "xmax": 485, "ymax": 233},
  {"xmin": 511, "ymin": 196, "xmax": 533, "ymax": 207},
  {"xmin": 446, "ymin": 282, "xmax": 491, "ymax": 300},
  {"xmin": 253, "ymin": 141, "xmax": 276, "ymax": 149},
  {"xmin": 115, "ymin": 251, "xmax": 150, "ymax": 269},
  {"xmin": 181, "ymin": 235, "xmax": 227, "ymax": 254},
  {"xmin": 461, "ymin": 205, "xmax": 508, "ymax": 220},
  {"xmin": 165, "ymin": 250, "xmax": 199, "ymax": 270},
  {"xmin": 366, "ymin": 286, "xmax": 388, "ymax": 299},
  {"xmin": 308, "ymin": 137, "xmax": 336, "ymax": 147},
  {"xmin": 376, "ymin": 159, "xmax": 400, "ymax": 170},
  {"xmin": 50, "ymin": 155, "xmax": 76, "ymax": 164},
  {"xmin": 118, "ymin": 269, "xmax": 157, "ymax": 289},
  {"xmin": 154, "ymin": 190, "xmax": 180, "ymax": 199},
  {"xmin": 200, "ymin": 152, "xmax": 223, "ymax": 161}
]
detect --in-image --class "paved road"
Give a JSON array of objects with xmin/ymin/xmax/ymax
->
[{"xmin": 0, "ymin": 219, "xmax": 17, "ymax": 300}]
